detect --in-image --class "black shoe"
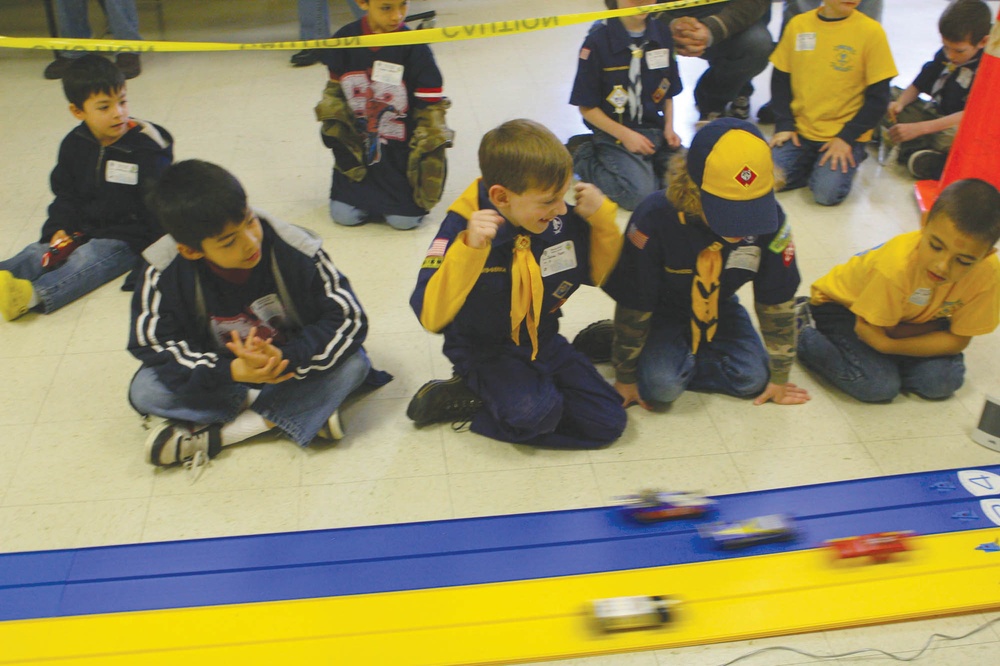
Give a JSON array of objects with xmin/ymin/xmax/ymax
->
[
  {"xmin": 115, "ymin": 52, "xmax": 141, "ymax": 79},
  {"xmin": 43, "ymin": 56, "xmax": 75, "ymax": 80},
  {"xmin": 572, "ymin": 319, "xmax": 614, "ymax": 363},
  {"xmin": 407, "ymin": 375, "xmax": 482, "ymax": 426},
  {"xmin": 756, "ymin": 101, "xmax": 775, "ymax": 124},
  {"xmin": 565, "ymin": 133, "xmax": 592, "ymax": 158},
  {"xmin": 290, "ymin": 49, "xmax": 321, "ymax": 67},
  {"xmin": 907, "ymin": 150, "xmax": 947, "ymax": 181}
]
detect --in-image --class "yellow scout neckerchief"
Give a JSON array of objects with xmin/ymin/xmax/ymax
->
[
  {"xmin": 510, "ymin": 234, "xmax": 544, "ymax": 360},
  {"xmin": 680, "ymin": 212, "xmax": 723, "ymax": 354}
]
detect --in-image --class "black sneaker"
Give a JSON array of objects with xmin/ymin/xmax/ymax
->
[
  {"xmin": 907, "ymin": 150, "xmax": 947, "ymax": 180},
  {"xmin": 756, "ymin": 101, "xmax": 775, "ymax": 124},
  {"xmin": 565, "ymin": 133, "xmax": 593, "ymax": 157},
  {"xmin": 43, "ymin": 56, "xmax": 75, "ymax": 80},
  {"xmin": 145, "ymin": 420, "xmax": 222, "ymax": 468},
  {"xmin": 115, "ymin": 52, "xmax": 141, "ymax": 79},
  {"xmin": 290, "ymin": 49, "xmax": 321, "ymax": 67},
  {"xmin": 407, "ymin": 376, "xmax": 483, "ymax": 426},
  {"xmin": 572, "ymin": 319, "xmax": 614, "ymax": 363},
  {"xmin": 725, "ymin": 96, "xmax": 751, "ymax": 121}
]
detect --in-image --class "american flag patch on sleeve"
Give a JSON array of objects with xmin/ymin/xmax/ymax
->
[
  {"xmin": 580, "ymin": 48, "xmax": 591, "ymax": 60},
  {"xmin": 426, "ymin": 238, "xmax": 449, "ymax": 257},
  {"xmin": 627, "ymin": 225, "xmax": 649, "ymax": 250}
]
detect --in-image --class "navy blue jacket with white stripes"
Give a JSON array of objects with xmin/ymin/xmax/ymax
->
[{"xmin": 128, "ymin": 213, "xmax": 368, "ymax": 393}]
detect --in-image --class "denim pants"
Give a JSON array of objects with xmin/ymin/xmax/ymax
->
[
  {"xmin": 0, "ymin": 239, "xmax": 136, "ymax": 314},
  {"xmin": 56, "ymin": 0, "xmax": 141, "ymax": 58},
  {"xmin": 329, "ymin": 199, "xmax": 423, "ymax": 231},
  {"xmin": 797, "ymin": 303, "xmax": 964, "ymax": 403},
  {"xmin": 129, "ymin": 348, "xmax": 372, "ymax": 445},
  {"xmin": 637, "ymin": 296, "xmax": 770, "ymax": 403},
  {"xmin": 573, "ymin": 127, "xmax": 673, "ymax": 211},
  {"xmin": 449, "ymin": 335, "xmax": 627, "ymax": 450},
  {"xmin": 772, "ymin": 137, "xmax": 868, "ymax": 206},
  {"xmin": 694, "ymin": 21, "xmax": 774, "ymax": 113},
  {"xmin": 298, "ymin": 0, "xmax": 365, "ymax": 40}
]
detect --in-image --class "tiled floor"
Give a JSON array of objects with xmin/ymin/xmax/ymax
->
[{"xmin": 1, "ymin": 1, "xmax": 999, "ymax": 663}]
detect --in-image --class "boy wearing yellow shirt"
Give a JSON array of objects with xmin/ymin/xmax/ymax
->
[{"xmin": 797, "ymin": 179, "xmax": 1000, "ymax": 402}]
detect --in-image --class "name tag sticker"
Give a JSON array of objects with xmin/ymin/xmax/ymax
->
[
  {"xmin": 908, "ymin": 287, "xmax": 932, "ymax": 306},
  {"xmin": 371, "ymin": 60, "xmax": 404, "ymax": 85},
  {"xmin": 725, "ymin": 246, "xmax": 761, "ymax": 272},
  {"xmin": 646, "ymin": 48, "xmax": 670, "ymax": 69},
  {"xmin": 796, "ymin": 32, "xmax": 816, "ymax": 51},
  {"xmin": 106, "ymin": 160, "xmax": 138, "ymax": 185},
  {"xmin": 957, "ymin": 67, "xmax": 973, "ymax": 89},
  {"xmin": 539, "ymin": 241, "xmax": 577, "ymax": 277}
]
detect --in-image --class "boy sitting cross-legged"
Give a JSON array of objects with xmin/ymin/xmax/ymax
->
[
  {"xmin": 407, "ymin": 119, "xmax": 627, "ymax": 450},
  {"xmin": 0, "ymin": 54, "xmax": 172, "ymax": 321},
  {"xmin": 129, "ymin": 160, "xmax": 390, "ymax": 468},
  {"xmin": 797, "ymin": 178, "xmax": 1000, "ymax": 402}
]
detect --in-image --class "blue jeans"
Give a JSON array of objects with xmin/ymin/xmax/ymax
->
[
  {"xmin": 329, "ymin": 199, "xmax": 423, "ymax": 230},
  {"xmin": 129, "ymin": 349, "xmax": 372, "ymax": 445},
  {"xmin": 55, "ymin": 0, "xmax": 141, "ymax": 58},
  {"xmin": 0, "ymin": 239, "xmax": 136, "ymax": 314},
  {"xmin": 797, "ymin": 303, "xmax": 964, "ymax": 403},
  {"xmin": 637, "ymin": 296, "xmax": 770, "ymax": 403},
  {"xmin": 695, "ymin": 20, "xmax": 774, "ymax": 113},
  {"xmin": 772, "ymin": 137, "xmax": 868, "ymax": 206},
  {"xmin": 298, "ymin": 0, "xmax": 365, "ymax": 40},
  {"xmin": 573, "ymin": 128, "xmax": 673, "ymax": 211}
]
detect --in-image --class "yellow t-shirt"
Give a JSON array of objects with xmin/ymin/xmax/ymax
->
[
  {"xmin": 811, "ymin": 231, "xmax": 1000, "ymax": 337},
  {"xmin": 770, "ymin": 9, "xmax": 897, "ymax": 143}
]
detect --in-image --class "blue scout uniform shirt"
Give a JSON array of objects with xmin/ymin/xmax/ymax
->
[
  {"xmin": 911, "ymin": 47, "xmax": 982, "ymax": 116},
  {"xmin": 569, "ymin": 16, "xmax": 682, "ymax": 130},
  {"xmin": 603, "ymin": 192, "xmax": 800, "ymax": 324},
  {"xmin": 321, "ymin": 18, "xmax": 444, "ymax": 217},
  {"xmin": 411, "ymin": 180, "xmax": 611, "ymax": 350}
]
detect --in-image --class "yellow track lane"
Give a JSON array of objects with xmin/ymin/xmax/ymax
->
[{"xmin": 3, "ymin": 528, "xmax": 998, "ymax": 665}]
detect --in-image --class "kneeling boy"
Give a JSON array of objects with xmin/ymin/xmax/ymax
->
[
  {"xmin": 797, "ymin": 178, "xmax": 1000, "ymax": 402},
  {"xmin": 129, "ymin": 160, "xmax": 388, "ymax": 467},
  {"xmin": 408, "ymin": 119, "xmax": 627, "ymax": 449}
]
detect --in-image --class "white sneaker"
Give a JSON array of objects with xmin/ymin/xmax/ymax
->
[{"xmin": 317, "ymin": 410, "xmax": 344, "ymax": 441}]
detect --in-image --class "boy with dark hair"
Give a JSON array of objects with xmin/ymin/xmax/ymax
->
[
  {"xmin": 407, "ymin": 119, "xmax": 627, "ymax": 450},
  {"xmin": 883, "ymin": 0, "xmax": 992, "ymax": 180},
  {"xmin": 0, "ymin": 54, "xmax": 172, "ymax": 322},
  {"xmin": 768, "ymin": 0, "xmax": 897, "ymax": 206},
  {"xmin": 568, "ymin": 0, "xmax": 682, "ymax": 211},
  {"xmin": 797, "ymin": 178, "xmax": 1000, "ymax": 402},
  {"xmin": 314, "ymin": 0, "xmax": 452, "ymax": 230},
  {"xmin": 129, "ymin": 160, "xmax": 387, "ymax": 468}
]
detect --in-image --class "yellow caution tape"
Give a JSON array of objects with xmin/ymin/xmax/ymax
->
[{"xmin": 0, "ymin": 0, "xmax": 726, "ymax": 53}]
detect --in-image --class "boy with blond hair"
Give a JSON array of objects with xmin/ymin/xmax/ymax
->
[
  {"xmin": 407, "ymin": 119, "xmax": 627, "ymax": 450},
  {"xmin": 798, "ymin": 179, "xmax": 1000, "ymax": 402}
]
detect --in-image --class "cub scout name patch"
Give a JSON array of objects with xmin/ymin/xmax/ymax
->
[
  {"xmin": 106, "ymin": 160, "xmax": 138, "ymax": 185},
  {"xmin": 540, "ymin": 241, "xmax": 577, "ymax": 277}
]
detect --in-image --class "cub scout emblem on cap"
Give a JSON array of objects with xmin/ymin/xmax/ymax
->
[
  {"xmin": 735, "ymin": 165, "xmax": 757, "ymax": 188},
  {"xmin": 607, "ymin": 85, "xmax": 628, "ymax": 114}
]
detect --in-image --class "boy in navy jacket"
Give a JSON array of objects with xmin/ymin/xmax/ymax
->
[
  {"xmin": 0, "ymin": 55, "xmax": 172, "ymax": 321},
  {"xmin": 129, "ymin": 160, "xmax": 387, "ymax": 468}
]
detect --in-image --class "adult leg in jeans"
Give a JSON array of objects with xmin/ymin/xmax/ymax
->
[
  {"xmin": 899, "ymin": 354, "xmax": 965, "ymax": 400},
  {"xmin": 253, "ymin": 348, "xmax": 372, "ymax": 445},
  {"xmin": 808, "ymin": 142, "xmax": 868, "ymax": 206},
  {"xmin": 384, "ymin": 214, "xmax": 425, "ymax": 231},
  {"xmin": 797, "ymin": 303, "xmax": 901, "ymax": 402},
  {"xmin": 298, "ymin": 0, "xmax": 332, "ymax": 40},
  {"xmin": 101, "ymin": 0, "xmax": 141, "ymax": 40},
  {"xmin": 695, "ymin": 21, "xmax": 773, "ymax": 114},
  {"xmin": 0, "ymin": 238, "xmax": 135, "ymax": 314},
  {"xmin": 572, "ymin": 128, "xmax": 659, "ymax": 211},
  {"xmin": 686, "ymin": 296, "xmax": 771, "ymax": 398}
]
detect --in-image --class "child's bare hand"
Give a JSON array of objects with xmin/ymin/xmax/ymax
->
[
  {"xmin": 663, "ymin": 127, "xmax": 681, "ymax": 149},
  {"xmin": 615, "ymin": 381, "xmax": 652, "ymax": 410},
  {"xmin": 886, "ymin": 99, "xmax": 905, "ymax": 122},
  {"xmin": 230, "ymin": 355, "xmax": 294, "ymax": 384},
  {"xmin": 621, "ymin": 129, "xmax": 655, "ymax": 155},
  {"xmin": 769, "ymin": 131, "xmax": 800, "ymax": 148},
  {"xmin": 754, "ymin": 382, "xmax": 811, "ymax": 405},
  {"xmin": 888, "ymin": 122, "xmax": 925, "ymax": 143},
  {"xmin": 465, "ymin": 209, "xmax": 505, "ymax": 249},
  {"xmin": 573, "ymin": 182, "xmax": 606, "ymax": 220},
  {"xmin": 818, "ymin": 137, "xmax": 855, "ymax": 173}
]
